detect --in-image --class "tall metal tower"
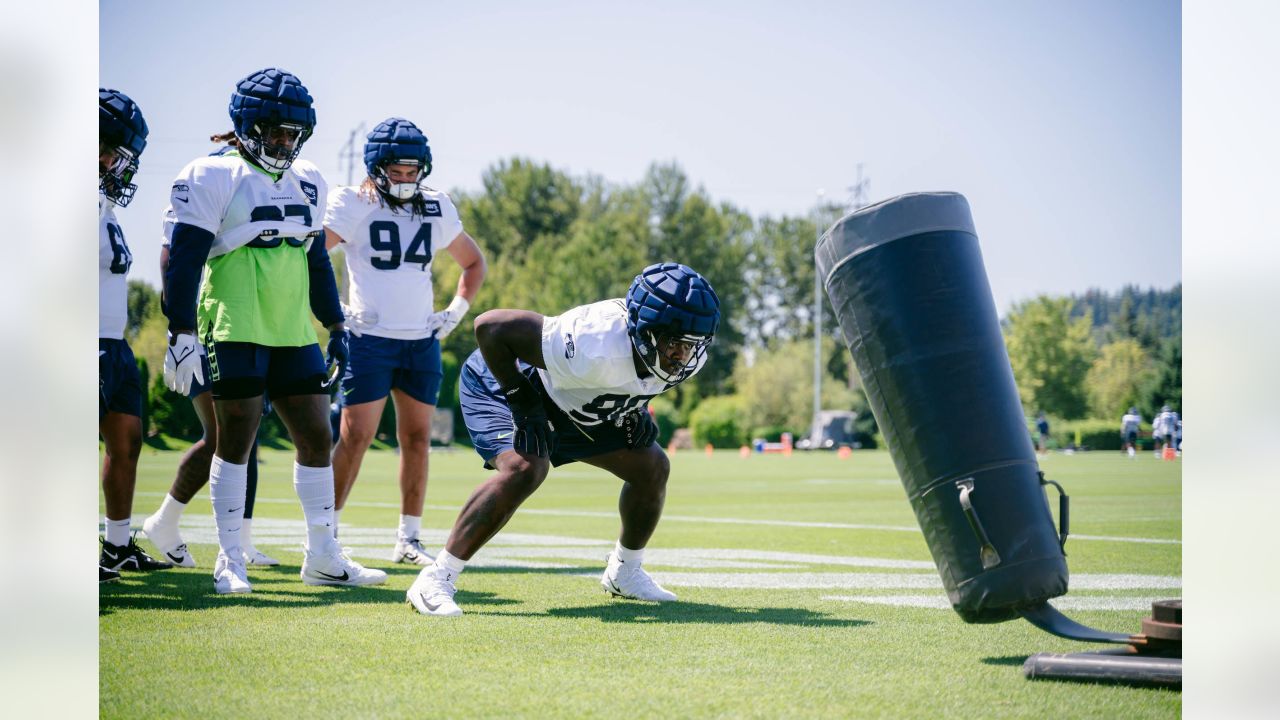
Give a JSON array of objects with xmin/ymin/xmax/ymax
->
[{"xmin": 338, "ymin": 122, "xmax": 366, "ymax": 186}]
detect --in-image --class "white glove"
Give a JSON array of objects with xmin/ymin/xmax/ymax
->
[
  {"xmin": 163, "ymin": 332, "xmax": 204, "ymax": 395},
  {"xmin": 429, "ymin": 296, "xmax": 470, "ymax": 341}
]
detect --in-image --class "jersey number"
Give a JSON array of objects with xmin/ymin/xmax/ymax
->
[
  {"xmin": 369, "ymin": 221, "xmax": 433, "ymax": 271},
  {"xmin": 247, "ymin": 204, "xmax": 312, "ymax": 248},
  {"xmin": 105, "ymin": 222, "xmax": 132, "ymax": 275},
  {"xmin": 568, "ymin": 393, "xmax": 655, "ymax": 425}
]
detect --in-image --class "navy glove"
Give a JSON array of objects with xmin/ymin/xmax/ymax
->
[
  {"xmin": 504, "ymin": 375, "xmax": 555, "ymax": 458},
  {"xmin": 323, "ymin": 329, "xmax": 350, "ymax": 390},
  {"xmin": 620, "ymin": 407, "xmax": 659, "ymax": 449}
]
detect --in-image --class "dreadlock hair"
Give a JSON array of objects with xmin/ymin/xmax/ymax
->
[{"xmin": 210, "ymin": 131, "xmax": 241, "ymax": 149}]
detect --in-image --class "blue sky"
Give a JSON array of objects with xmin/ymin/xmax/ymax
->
[{"xmin": 100, "ymin": 0, "xmax": 1180, "ymax": 313}]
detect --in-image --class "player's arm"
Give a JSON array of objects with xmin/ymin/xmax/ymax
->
[
  {"xmin": 474, "ymin": 309, "xmax": 553, "ymax": 457},
  {"xmin": 474, "ymin": 310, "xmax": 545, "ymax": 387},
  {"xmin": 324, "ymin": 226, "xmax": 344, "ymax": 251},
  {"xmin": 445, "ymin": 231, "xmax": 486, "ymax": 304},
  {"xmin": 164, "ymin": 223, "xmax": 213, "ymax": 335},
  {"xmin": 307, "ymin": 230, "xmax": 345, "ymax": 331}
]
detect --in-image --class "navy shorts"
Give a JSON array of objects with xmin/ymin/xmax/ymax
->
[
  {"xmin": 185, "ymin": 350, "xmax": 212, "ymax": 398},
  {"xmin": 339, "ymin": 334, "xmax": 443, "ymax": 406},
  {"xmin": 459, "ymin": 349, "xmax": 630, "ymax": 470},
  {"xmin": 206, "ymin": 340, "xmax": 328, "ymax": 400},
  {"xmin": 1124, "ymin": 430, "xmax": 1137, "ymax": 444},
  {"xmin": 99, "ymin": 338, "xmax": 142, "ymax": 419}
]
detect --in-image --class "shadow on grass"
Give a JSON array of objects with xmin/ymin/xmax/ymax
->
[
  {"xmin": 474, "ymin": 600, "xmax": 871, "ymax": 628},
  {"xmin": 99, "ymin": 564, "xmax": 402, "ymax": 615},
  {"xmin": 981, "ymin": 655, "xmax": 1031, "ymax": 667}
]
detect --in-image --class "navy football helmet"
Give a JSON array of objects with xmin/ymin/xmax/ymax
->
[
  {"xmin": 228, "ymin": 68, "xmax": 315, "ymax": 173},
  {"xmin": 99, "ymin": 88, "xmax": 148, "ymax": 207},
  {"xmin": 625, "ymin": 263, "xmax": 720, "ymax": 384},
  {"xmin": 364, "ymin": 118, "xmax": 432, "ymax": 201}
]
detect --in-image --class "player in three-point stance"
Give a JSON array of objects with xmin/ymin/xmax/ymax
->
[
  {"xmin": 163, "ymin": 67, "xmax": 384, "ymax": 594},
  {"xmin": 407, "ymin": 263, "xmax": 720, "ymax": 616},
  {"xmin": 324, "ymin": 118, "xmax": 486, "ymax": 564},
  {"xmin": 98, "ymin": 88, "xmax": 174, "ymax": 583}
]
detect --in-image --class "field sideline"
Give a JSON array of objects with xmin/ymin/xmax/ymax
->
[{"xmin": 101, "ymin": 447, "xmax": 1181, "ymax": 718}]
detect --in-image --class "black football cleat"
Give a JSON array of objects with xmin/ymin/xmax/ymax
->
[
  {"xmin": 101, "ymin": 534, "xmax": 174, "ymax": 572},
  {"xmin": 100, "ymin": 565, "xmax": 121, "ymax": 584}
]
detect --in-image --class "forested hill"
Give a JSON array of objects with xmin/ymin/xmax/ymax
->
[{"xmin": 1069, "ymin": 284, "xmax": 1181, "ymax": 348}]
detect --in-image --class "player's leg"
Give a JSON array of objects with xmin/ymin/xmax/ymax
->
[
  {"xmin": 142, "ymin": 383, "xmax": 214, "ymax": 567},
  {"xmin": 269, "ymin": 344, "xmax": 385, "ymax": 587},
  {"xmin": 581, "ymin": 445, "xmax": 677, "ymax": 602},
  {"xmin": 241, "ymin": 439, "xmax": 279, "ymax": 566},
  {"xmin": 203, "ymin": 342, "xmax": 270, "ymax": 594},
  {"xmin": 331, "ymin": 333, "xmax": 396, "ymax": 535},
  {"xmin": 389, "ymin": 340, "xmax": 444, "ymax": 565},
  {"xmin": 99, "ymin": 339, "xmax": 171, "ymax": 574},
  {"xmin": 407, "ymin": 350, "xmax": 548, "ymax": 617}
]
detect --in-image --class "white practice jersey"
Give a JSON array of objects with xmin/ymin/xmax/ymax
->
[
  {"xmin": 169, "ymin": 155, "xmax": 326, "ymax": 257},
  {"xmin": 1154, "ymin": 411, "xmax": 1179, "ymax": 436},
  {"xmin": 1121, "ymin": 412, "xmax": 1142, "ymax": 433},
  {"xmin": 323, "ymin": 186, "xmax": 463, "ymax": 339},
  {"xmin": 539, "ymin": 300, "xmax": 704, "ymax": 427},
  {"xmin": 99, "ymin": 195, "xmax": 132, "ymax": 339}
]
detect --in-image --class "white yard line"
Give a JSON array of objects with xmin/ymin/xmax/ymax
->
[{"xmin": 130, "ymin": 491, "xmax": 1181, "ymax": 545}]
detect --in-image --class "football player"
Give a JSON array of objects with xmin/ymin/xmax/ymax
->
[
  {"xmin": 162, "ymin": 68, "xmax": 384, "ymax": 594},
  {"xmin": 99, "ymin": 88, "xmax": 174, "ymax": 582},
  {"xmin": 143, "ymin": 187, "xmax": 278, "ymax": 569},
  {"xmin": 1120, "ymin": 406, "xmax": 1142, "ymax": 458},
  {"xmin": 407, "ymin": 263, "xmax": 719, "ymax": 616},
  {"xmin": 324, "ymin": 118, "xmax": 486, "ymax": 565}
]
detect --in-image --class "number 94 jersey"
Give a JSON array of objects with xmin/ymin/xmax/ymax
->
[{"xmin": 324, "ymin": 186, "xmax": 463, "ymax": 340}]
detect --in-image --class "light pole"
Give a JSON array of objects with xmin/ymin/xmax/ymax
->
[{"xmin": 812, "ymin": 189, "xmax": 825, "ymax": 446}]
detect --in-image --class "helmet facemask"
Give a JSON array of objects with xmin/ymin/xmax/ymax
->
[
  {"xmin": 99, "ymin": 145, "xmax": 140, "ymax": 207},
  {"xmin": 239, "ymin": 120, "xmax": 311, "ymax": 173},
  {"xmin": 635, "ymin": 327, "xmax": 712, "ymax": 385},
  {"xmin": 372, "ymin": 159, "xmax": 427, "ymax": 202}
]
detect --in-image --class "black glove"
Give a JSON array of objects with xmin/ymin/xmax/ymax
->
[
  {"xmin": 323, "ymin": 329, "xmax": 350, "ymax": 390},
  {"xmin": 620, "ymin": 408, "xmax": 659, "ymax": 449},
  {"xmin": 504, "ymin": 375, "xmax": 555, "ymax": 458}
]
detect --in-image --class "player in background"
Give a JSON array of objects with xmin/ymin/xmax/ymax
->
[
  {"xmin": 407, "ymin": 263, "xmax": 719, "ymax": 617},
  {"xmin": 1154, "ymin": 404, "xmax": 1180, "ymax": 455},
  {"xmin": 98, "ymin": 88, "xmax": 174, "ymax": 582},
  {"xmin": 1120, "ymin": 406, "xmax": 1142, "ymax": 458},
  {"xmin": 325, "ymin": 118, "xmax": 486, "ymax": 565},
  {"xmin": 162, "ymin": 68, "xmax": 384, "ymax": 594},
  {"xmin": 1035, "ymin": 412, "xmax": 1050, "ymax": 454},
  {"xmin": 143, "ymin": 195, "xmax": 277, "ymax": 568}
]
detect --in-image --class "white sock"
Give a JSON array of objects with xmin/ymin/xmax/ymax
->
[
  {"xmin": 399, "ymin": 514, "xmax": 421, "ymax": 540},
  {"xmin": 615, "ymin": 541, "xmax": 644, "ymax": 564},
  {"xmin": 294, "ymin": 462, "xmax": 338, "ymax": 554},
  {"xmin": 104, "ymin": 517, "xmax": 131, "ymax": 547},
  {"xmin": 153, "ymin": 493, "xmax": 187, "ymax": 528},
  {"xmin": 436, "ymin": 548, "xmax": 466, "ymax": 575},
  {"xmin": 241, "ymin": 517, "xmax": 255, "ymax": 550},
  {"xmin": 209, "ymin": 455, "xmax": 248, "ymax": 556}
]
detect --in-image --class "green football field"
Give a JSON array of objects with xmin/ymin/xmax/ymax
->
[{"xmin": 100, "ymin": 447, "xmax": 1181, "ymax": 718}]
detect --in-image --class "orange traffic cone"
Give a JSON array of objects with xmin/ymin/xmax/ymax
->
[
  {"xmin": 1161, "ymin": 446, "xmax": 1177, "ymax": 460},
  {"xmin": 837, "ymin": 446, "xmax": 853, "ymax": 459},
  {"xmin": 705, "ymin": 444, "xmax": 714, "ymax": 457},
  {"xmin": 739, "ymin": 446, "xmax": 751, "ymax": 458}
]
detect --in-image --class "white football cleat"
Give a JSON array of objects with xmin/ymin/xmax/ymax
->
[
  {"xmin": 242, "ymin": 545, "xmax": 280, "ymax": 566},
  {"xmin": 142, "ymin": 513, "xmax": 196, "ymax": 568},
  {"xmin": 406, "ymin": 564, "xmax": 463, "ymax": 617},
  {"xmin": 300, "ymin": 545, "xmax": 387, "ymax": 587},
  {"xmin": 392, "ymin": 536, "xmax": 434, "ymax": 566},
  {"xmin": 600, "ymin": 553, "xmax": 677, "ymax": 602},
  {"xmin": 213, "ymin": 551, "xmax": 252, "ymax": 595}
]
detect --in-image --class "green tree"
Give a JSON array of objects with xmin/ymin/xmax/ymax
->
[
  {"xmin": 126, "ymin": 280, "xmax": 161, "ymax": 341},
  {"xmin": 1140, "ymin": 336, "xmax": 1181, "ymax": 416},
  {"xmin": 733, "ymin": 338, "xmax": 857, "ymax": 435},
  {"xmin": 1004, "ymin": 296, "xmax": 1097, "ymax": 419},
  {"xmin": 1085, "ymin": 339, "xmax": 1155, "ymax": 419}
]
